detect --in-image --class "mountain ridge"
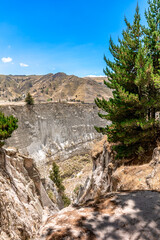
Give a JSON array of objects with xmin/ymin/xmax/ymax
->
[{"xmin": 0, "ymin": 72, "xmax": 112, "ymax": 103}]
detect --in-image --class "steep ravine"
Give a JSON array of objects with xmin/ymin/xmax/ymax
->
[
  {"xmin": 40, "ymin": 138, "xmax": 160, "ymax": 240},
  {"xmin": 1, "ymin": 102, "xmax": 106, "ymax": 178}
]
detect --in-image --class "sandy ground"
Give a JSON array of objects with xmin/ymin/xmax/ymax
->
[{"xmin": 0, "ymin": 101, "xmax": 25, "ymax": 106}]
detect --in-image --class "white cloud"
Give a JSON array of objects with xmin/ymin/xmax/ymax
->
[
  {"xmin": 1, "ymin": 57, "xmax": 12, "ymax": 63},
  {"xmin": 86, "ymin": 75, "xmax": 106, "ymax": 78},
  {"xmin": 20, "ymin": 63, "xmax": 29, "ymax": 67}
]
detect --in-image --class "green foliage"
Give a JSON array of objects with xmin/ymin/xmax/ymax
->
[
  {"xmin": 47, "ymin": 190, "xmax": 56, "ymax": 203},
  {"xmin": 49, "ymin": 161, "xmax": 71, "ymax": 207},
  {"xmin": 49, "ymin": 161, "xmax": 65, "ymax": 193},
  {"xmin": 61, "ymin": 193, "xmax": 71, "ymax": 207},
  {"xmin": 0, "ymin": 112, "xmax": 18, "ymax": 147},
  {"xmin": 47, "ymin": 98, "xmax": 52, "ymax": 102},
  {"xmin": 144, "ymin": 0, "xmax": 160, "ymax": 74},
  {"xmin": 95, "ymin": 2, "xmax": 160, "ymax": 160},
  {"xmin": 25, "ymin": 92, "xmax": 34, "ymax": 105},
  {"xmin": 46, "ymin": 88, "xmax": 49, "ymax": 94},
  {"xmin": 73, "ymin": 184, "xmax": 82, "ymax": 196}
]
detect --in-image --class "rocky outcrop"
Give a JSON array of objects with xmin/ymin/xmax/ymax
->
[
  {"xmin": 39, "ymin": 142, "xmax": 160, "ymax": 240},
  {"xmin": 1, "ymin": 103, "xmax": 106, "ymax": 178},
  {"xmin": 112, "ymin": 146, "xmax": 160, "ymax": 191},
  {"xmin": 0, "ymin": 147, "xmax": 58, "ymax": 240},
  {"xmin": 75, "ymin": 137, "xmax": 114, "ymax": 204},
  {"xmin": 76, "ymin": 139, "xmax": 160, "ymax": 204},
  {"xmin": 39, "ymin": 191, "xmax": 160, "ymax": 240}
]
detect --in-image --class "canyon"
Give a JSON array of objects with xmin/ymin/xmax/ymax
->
[
  {"xmin": 1, "ymin": 102, "xmax": 106, "ymax": 178},
  {"xmin": 1, "ymin": 102, "xmax": 160, "ymax": 239},
  {"xmin": 0, "ymin": 84, "xmax": 160, "ymax": 240}
]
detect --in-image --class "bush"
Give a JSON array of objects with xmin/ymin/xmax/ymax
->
[
  {"xmin": 61, "ymin": 193, "xmax": 71, "ymax": 207},
  {"xmin": 73, "ymin": 184, "xmax": 82, "ymax": 196},
  {"xmin": 47, "ymin": 190, "xmax": 57, "ymax": 203},
  {"xmin": 0, "ymin": 112, "xmax": 18, "ymax": 147}
]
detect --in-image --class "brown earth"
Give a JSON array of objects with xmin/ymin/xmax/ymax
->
[{"xmin": 0, "ymin": 73, "xmax": 112, "ymax": 103}]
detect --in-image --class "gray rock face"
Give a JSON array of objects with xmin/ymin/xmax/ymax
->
[
  {"xmin": 0, "ymin": 148, "xmax": 58, "ymax": 240},
  {"xmin": 1, "ymin": 102, "xmax": 106, "ymax": 177},
  {"xmin": 76, "ymin": 139, "xmax": 160, "ymax": 206},
  {"xmin": 39, "ymin": 142, "xmax": 160, "ymax": 240},
  {"xmin": 76, "ymin": 138, "xmax": 113, "ymax": 204}
]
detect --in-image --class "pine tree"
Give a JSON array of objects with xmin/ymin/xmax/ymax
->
[
  {"xmin": 144, "ymin": 0, "xmax": 160, "ymax": 74},
  {"xmin": 143, "ymin": 0, "xmax": 160, "ymax": 120},
  {"xmin": 49, "ymin": 161, "xmax": 71, "ymax": 207},
  {"xmin": 49, "ymin": 161, "xmax": 65, "ymax": 193},
  {"xmin": 0, "ymin": 112, "xmax": 18, "ymax": 147},
  {"xmin": 95, "ymin": 5, "xmax": 160, "ymax": 159},
  {"xmin": 25, "ymin": 92, "xmax": 34, "ymax": 105}
]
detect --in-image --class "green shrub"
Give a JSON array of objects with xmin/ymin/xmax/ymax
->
[
  {"xmin": 46, "ymin": 88, "xmax": 49, "ymax": 94},
  {"xmin": 47, "ymin": 190, "xmax": 56, "ymax": 203},
  {"xmin": 47, "ymin": 98, "xmax": 52, "ymax": 102},
  {"xmin": 0, "ymin": 112, "xmax": 18, "ymax": 147},
  {"xmin": 73, "ymin": 184, "xmax": 82, "ymax": 196},
  {"xmin": 61, "ymin": 193, "xmax": 71, "ymax": 207}
]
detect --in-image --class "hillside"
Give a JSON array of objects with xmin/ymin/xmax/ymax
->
[{"xmin": 0, "ymin": 73, "xmax": 112, "ymax": 103}]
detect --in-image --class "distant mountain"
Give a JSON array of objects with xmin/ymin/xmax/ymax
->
[{"xmin": 0, "ymin": 72, "xmax": 112, "ymax": 103}]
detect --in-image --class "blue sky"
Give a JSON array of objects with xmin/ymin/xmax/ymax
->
[{"xmin": 0, "ymin": 0, "xmax": 147, "ymax": 77}]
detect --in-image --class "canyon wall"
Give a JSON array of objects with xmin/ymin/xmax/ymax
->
[
  {"xmin": 0, "ymin": 147, "xmax": 59, "ymax": 240},
  {"xmin": 1, "ymin": 102, "xmax": 106, "ymax": 176}
]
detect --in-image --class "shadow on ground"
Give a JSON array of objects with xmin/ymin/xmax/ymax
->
[{"xmin": 40, "ymin": 190, "xmax": 160, "ymax": 240}]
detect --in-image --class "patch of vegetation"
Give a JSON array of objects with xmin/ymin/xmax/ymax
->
[
  {"xmin": 59, "ymin": 154, "xmax": 91, "ymax": 179},
  {"xmin": 0, "ymin": 112, "xmax": 18, "ymax": 147},
  {"xmin": 49, "ymin": 161, "xmax": 71, "ymax": 207},
  {"xmin": 45, "ymin": 88, "xmax": 49, "ymax": 94},
  {"xmin": 61, "ymin": 193, "xmax": 71, "ymax": 207},
  {"xmin": 47, "ymin": 190, "xmax": 57, "ymax": 203},
  {"xmin": 73, "ymin": 184, "xmax": 82, "ymax": 197},
  {"xmin": 47, "ymin": 98, "xmax": 52, "ymax": 102},
  {"xmin": 49, "ymin": 161, "xmax": 65, "ymax": 192}
]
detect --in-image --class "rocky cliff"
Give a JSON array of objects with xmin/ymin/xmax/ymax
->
[
  {"xmin": 1, "ymin": 102, "xmax": 106, "ymax": 178},
  {"xmin": 76, "ymin": 138, "xmax": 160, "ymax": 205},
  {"xmin": 0, "ymin": 147, "xmax": 60, "ymax": 240},
  {"xmin": 39, "ymin": 139, "xmax": 160, "ymax": 240}
]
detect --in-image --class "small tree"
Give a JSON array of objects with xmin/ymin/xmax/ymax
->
[
  {"xmin": 0, "ymin": 112, "xmax": 18, "ymax": 147},
  {"xmin": 49, "ymin": 161, "xmax": 65, "ymax": 193},
  {"xmin": 25, "ymin": 92, "xmax": 34, "ymax": 105},
  {"xmin": 49, "ymin": 161, "xmax": 71, "ymax": 207}
]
